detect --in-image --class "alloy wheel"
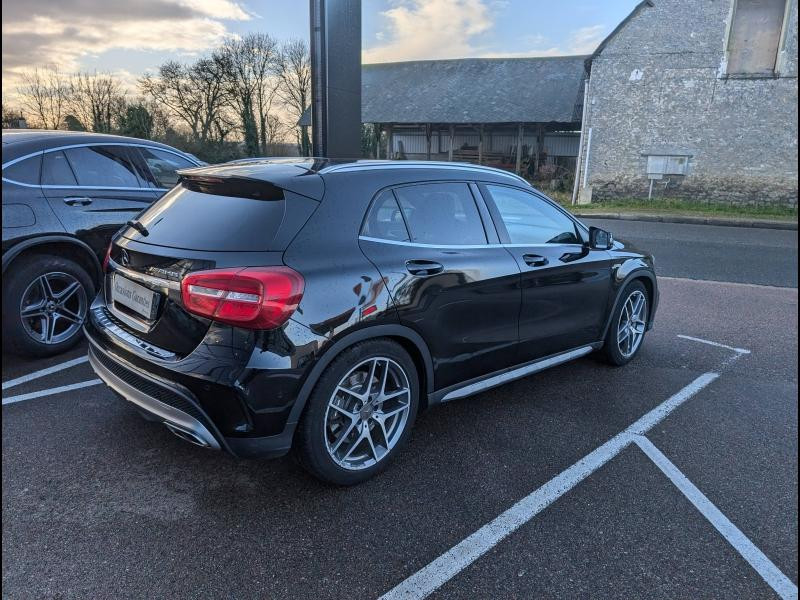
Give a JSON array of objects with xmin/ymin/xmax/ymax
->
[
  {"xmin": 19, "ymin": 272, "xmax": 87, "ymax": 345},
  {"xmin": 617, "ymin": 290, "xmax": 647, "ymax": 358},
  {"xmin": 324, "ymin": 357, "xmax": 411, "ymax": 471}
]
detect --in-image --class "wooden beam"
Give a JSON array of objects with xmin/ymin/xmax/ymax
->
[
  {"xmin": 515, "ymin": 123, "xmax": 524, "ymax": 175},
  {"xmin": 375, "ymin": 124, "xmax": 382, "ymax": 159},
  {"xmin": 425, "ymin": 123, "xmax": 432, "ymax": 161},
  {"xmin": 386, "ymin": 124, "xmax": 393, "ymax": 160},
  {"xmin": 478, "ymin": 124, "xmax": 484, "ymax": 165},
  {"xmin": 448, "ymin": 124, "xmax": 455, "ymax": 161}
]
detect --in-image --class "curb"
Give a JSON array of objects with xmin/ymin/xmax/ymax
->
[{"xmin": 572, "ymin": 212, "xmax": 798, "ymax": 230}]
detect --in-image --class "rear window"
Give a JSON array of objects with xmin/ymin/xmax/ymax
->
[
  {"xmin": 42, "ymin": 151, "xmax": 78, "ymax": 186},
  {"xmin": 393, "ymin": 183, "xmax": 487, "ymax": 245},
  {"xmin": 128, "ymin": 184, "xmax": 318, "ymax": 252},
  {"xmin": 64, "ymin": 145, "xmax": 140, "ymax": 188}
]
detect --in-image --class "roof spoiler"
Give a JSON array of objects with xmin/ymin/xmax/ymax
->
[{"xmin": 177, "ymin": 173, "xmax": 284, "ymax": 201}]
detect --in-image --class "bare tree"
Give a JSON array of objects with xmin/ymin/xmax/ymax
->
[
  {"xmin": 215, "ymin": 33, "xmax": 281, "ymax": 156},
  {"xmin": 69, "ymin": 72, "xmax": 125, "ymax": 133},
  {"xmin": 139, "ymin": 59, "xmax": 226, "ymax": 144},
  {"xmin": 16, "ymin": 67, "xmax": 69, "ymax": 129},
  {"xmin": 276, "ymin": 39, "xmax": 311, "ymax": 155}
]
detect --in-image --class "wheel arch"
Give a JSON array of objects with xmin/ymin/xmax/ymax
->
[
  {"xmin": 286, "ymin": 324, "xmax": 435, "ymax": 429},
  {"xmin": 601, "ymin": 268, "xmax": 657, "ymax": 340},
  {"xmin": 2, "ymin": 235, "xmax": 103, "ymax": 285}
]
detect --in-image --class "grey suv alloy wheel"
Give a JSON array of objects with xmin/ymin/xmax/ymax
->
[{"xmin": 2, "ymin": 254, "xmax": 94, "ymax": 357}]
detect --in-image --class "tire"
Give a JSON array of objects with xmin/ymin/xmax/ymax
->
[
  {"xmin": 2, "ymin": 253, "xmax": 95, "ymax": 357},
  {"xmin": 601, "ymin": 280, "xmax": 649, "ymax": 366},
  {"xmin": 294, "ymin": 339, "xmax": 419, "ymax": 485}
]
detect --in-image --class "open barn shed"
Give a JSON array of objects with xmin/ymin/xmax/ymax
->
[{"xmin": 299, "ymin": 55, "xmax": 587, "ymax": 178}]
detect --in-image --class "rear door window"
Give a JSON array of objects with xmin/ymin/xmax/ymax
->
[
  {"xmin": 42, "ymin": 151, "xmax": 78, "ymax": 186},
  {"xmin": 63, "ymin": 145, "xmax": 141, "ymax": 188},
  {"xmin": 393, "ymin": 183, "xmax": 487, "ymax": 245},
  {"xmin": 2, "ymin": 155, "xmax": 42, "ymax": 185}
]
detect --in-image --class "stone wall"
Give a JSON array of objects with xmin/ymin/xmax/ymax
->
[{"xmin": 578, "ymin": 0, "xmax": 798, "ymax": 206}]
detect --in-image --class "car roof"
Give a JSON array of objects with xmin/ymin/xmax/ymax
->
[
  {"xmin": 1, "ymin": 129, "xmax": 192, "ymax": 163},
  {"xmin": 179, "ymin": 157, "xmax": 530, "ymax": 201}
]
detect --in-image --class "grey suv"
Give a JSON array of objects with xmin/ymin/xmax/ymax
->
[{"xmin": 2, "ymin": 130, "xmax": 201, "ymax": 357}]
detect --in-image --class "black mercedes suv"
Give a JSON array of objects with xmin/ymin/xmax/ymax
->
[{"xmin": 85, "ymin": 158, "xmax": 658, "ymax": 485}]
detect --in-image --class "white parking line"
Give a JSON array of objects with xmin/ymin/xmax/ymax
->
[
  {"xmin": 677, "ymin": 334, "xmax": 751, "ymax": 355},
  {"xmin": 2, "ymin": 356, "xmax": 90, "ymax": 391},
  {"xmin": 634, "ymin": 435, "xmax": 798, "ymax": 600},
  {"xmin": 2, "ymin": 379, "xmax": 103, "ymax": 406},
  {"xmin": 379, "ymin": 372, "xmax": 719, "ymax": 600}
]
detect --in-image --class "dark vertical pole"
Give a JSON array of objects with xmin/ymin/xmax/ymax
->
[
  {"xmin": 425, "ymin": 124, "xmax": 432, "ymax": 161},
  {"xmin": 310, "ymin": 0, "xmax": 361, "ymax": 158}
]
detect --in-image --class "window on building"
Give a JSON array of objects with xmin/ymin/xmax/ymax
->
[
  {"xmin": 727, "ymin": 0, "xmax": 789, "ymax": 76},
  {"xmin": 393, "ymin": 183, "xmax": 487, "ymax": 245}
]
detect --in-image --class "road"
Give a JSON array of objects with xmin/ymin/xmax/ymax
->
[
  {"xmin": 2, "ymin": 221, "xmax": 798, "ymax": 599},
  {"xmin": 583, "ymin": 218, "xmax": 798, "ymax": 288}
]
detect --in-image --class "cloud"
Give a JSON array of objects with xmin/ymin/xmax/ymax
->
[
  {"xmin": 362, "ymin": 1, "xmax": 606, "ymax": 63},
  {"xmin": 565, "ymin": 24, "xmax": 606, "ymax": 54},
  {"xmin": 362, "ymin": 0, "xmax": 492, "ymax": 63},
  {"xmin": 1, "ymin": 0, "xmax": 250, "ymax": 98}
]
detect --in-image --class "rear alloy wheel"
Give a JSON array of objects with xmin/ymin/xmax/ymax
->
[
  {"xmin": 295, "ymin": 339, "xmax": 419, "ymax": 485},
  {"xmin": 3, "ymin": 254, "xmax": 94, "ymax": 357},
  {"xmin": 601, "ymin": 280, "xmax": 649, "ymax": 366}
]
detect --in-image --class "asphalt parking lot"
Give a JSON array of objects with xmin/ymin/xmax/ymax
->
[{"xmin": 3, "ymin": 221, "xmax": 798, "ymax": 599}]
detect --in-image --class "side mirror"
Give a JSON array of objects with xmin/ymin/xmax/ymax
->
[{"xmin": 588, "ymin": 226, "xmax": 614, "ymax": 250}]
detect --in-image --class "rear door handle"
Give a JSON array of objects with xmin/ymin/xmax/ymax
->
[
  {"xmin": 406, "ymin": 260, "xmax": 444, "ymax": 276},
  {"xmin": 522, "ymin": 253, "xmax": 549, "ymax": 267},
  {"xmin": 63, "ymin": 196, "xmax": 93, "ymax": 206}
]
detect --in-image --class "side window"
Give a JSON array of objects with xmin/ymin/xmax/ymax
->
[
  {"xmin": 63, "ymin": 145, "xmax": 141, "ymax": 188},
  {"xmin": 362, "ymin": 189, "xmax": 410, "ymax": 241},
  {"xmin": 41, "ymin": 151, "xmax": 78, "ymax": 186},
  {"xmin": 2, "ymin": 155, "xmax": 42, "ymax": 185},
  {"xmin": 393, "ymin": 183, "xmax": 487, "ymax": 245},
  {"xmin": 486, "ymin": 185, "xmax": 581, "ymax": 245},
  {"xmin": 139, "ymin": 147, "xmax": 196, "ymax": 189}
]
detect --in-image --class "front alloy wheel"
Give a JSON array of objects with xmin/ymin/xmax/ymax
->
[{"xmin": 601, "ymin": 279, "xmax": 649, "ymax": 366}]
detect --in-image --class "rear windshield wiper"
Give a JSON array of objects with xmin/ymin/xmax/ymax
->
[{"xmin": 126, "ymin": 220, "xmax": 149, "ymax": 236}]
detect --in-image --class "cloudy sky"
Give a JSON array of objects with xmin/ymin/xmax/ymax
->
[{"xmin": 2, "ymin": 0, "xmax": 640, "ymax": 98}]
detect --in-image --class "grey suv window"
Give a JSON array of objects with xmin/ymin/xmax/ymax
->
[
  {"xmin": 362, "ymin": 189, "xmax": 410, "ymax": 241},
  {"xmin": 2, "ymin": 155, "xmax": 42, "ymax": 185},
  {"xmin": 42, "ymin": 151, "xmax": 78, "ymax": 186},
  {"xmin": 63, "ymin": 145, "xmax": 140, "ymax": 188},
  {"xmin": 486, "ymin": 185, "xmax": 581, "ymax": 245},
  {"xmin": 394, "ymin": 183, "xmax": 486, "ymax": 245},
  {"xmin": 139, "ymin": 147, "xmax": 195, "ymax": 188}
]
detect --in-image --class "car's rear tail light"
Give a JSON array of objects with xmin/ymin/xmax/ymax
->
[
  {"xmin": 181, "ymin": 267, "xmax": 304, "ymax": 329},
  {"xmin": 102, "ymin": 242, "xmax": 113, "ymax": 272}
]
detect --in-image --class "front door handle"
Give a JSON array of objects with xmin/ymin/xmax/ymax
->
[
  {"xmin": 406, "ymin": 259, "xmax": 444, "ymax": 276},
  {"xmin": 63, "ymin": 196, "xmax": 92, "ymax": 206},
  {"xmin": 522, "ymin": 253, "xmax": 549, "ymax": 267}
]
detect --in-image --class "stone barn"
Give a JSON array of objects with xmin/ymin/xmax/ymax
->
[{"xmin": 574, "ymin": 0, "xmax": 798, "ymax": 207}]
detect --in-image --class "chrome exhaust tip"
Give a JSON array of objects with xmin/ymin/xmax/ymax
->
[{"xmin": 164, "ymin": 422, "xmax": 212, "ymax": 448}]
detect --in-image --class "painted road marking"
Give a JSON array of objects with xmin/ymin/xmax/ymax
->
[
  {"xmin": 634, "ymin": 435, "xmax": 798, "ymax": 600},
  {"xmin": 2, "ymin": 379, "xmax": 103, "ymax": 406},
  {"xmin": 2, "ymin": 356, "xmax": 89, "ymax": 391},
  {"xmin": 658, "ymin": 276, "xmax": 798, "ymax": 292},
  {"xmin": 379, "ymin": 372, "xmax": 720, "ymax": 600},
  {"xmin": 677, "ymin": 334, "xmax": 751, "ymax": 355}
]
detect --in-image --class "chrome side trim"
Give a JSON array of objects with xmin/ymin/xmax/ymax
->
[
  {"xmin": 88, "ymin": 347, "xmax": 220, "ymax": 450},
  {"xmin": 359, "ymin": 235, "xmax": 585, "ymax": 251},
  {"xmin": 441, "ymin": 346, "xmax": 594, "ymax": 402}
]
